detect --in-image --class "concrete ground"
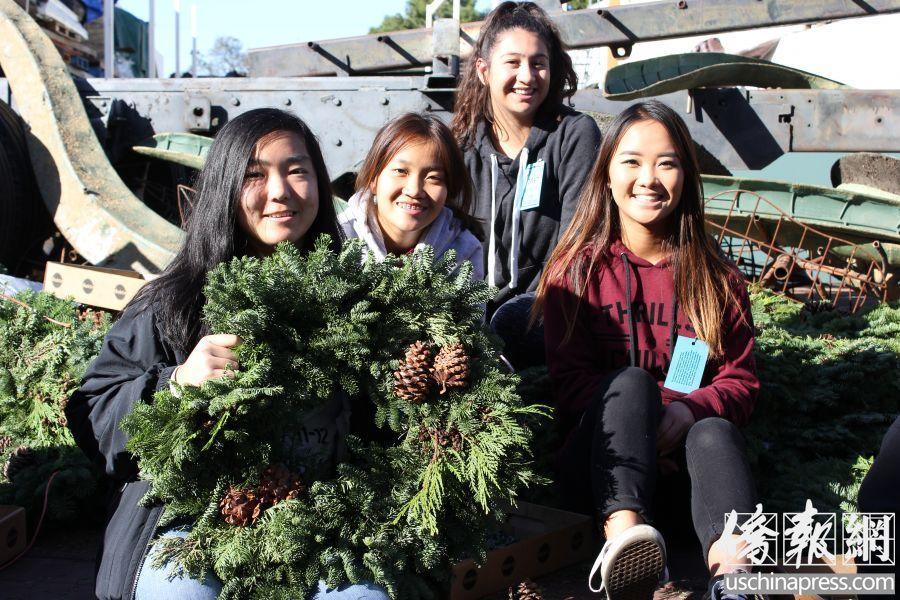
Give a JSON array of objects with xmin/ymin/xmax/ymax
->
[{"xmin": 0, "ymin": 525, "xmax": 99, "ymax": 600}]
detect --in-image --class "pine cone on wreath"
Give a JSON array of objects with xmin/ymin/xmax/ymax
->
[
  {"xmin": 257, "ymin": 464, "xmax": 305, "ymax": 506},
  {"xmin": 394, "ymin": 341, "xmax": 434, "ymax": 403},
  {"xmin": 448, "ymin": 428, "xmax": 463, "ymax": 452},
  {"xmin": 508, "ymin": 579, "xmax": 543, "ymax": 600},
  {"xmin": 416, "ymin": 425, "xmax": 432, "ymax": 453},
  {"xmin": 4, "ymin": 445, "xmax": 37, "ymax": 481},
  {"xmin": 432, "ymin": 343, "xmax": 470, "ymax": 394},
  {"xmin": 220, "ymin": 485, "xmax": 261, "ymax": 527}
]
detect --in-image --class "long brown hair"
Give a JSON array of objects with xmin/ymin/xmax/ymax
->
[
  {"xmin": 533, "ymin": 101, "xmax": 742, "ymax": 358},
  {"xmin": 450, "ymin": 1, "xmax": 578, "ymax": 149},
  {"xmin": 355, "ymin": 112, "xmax": 480, "ymax": 238}
]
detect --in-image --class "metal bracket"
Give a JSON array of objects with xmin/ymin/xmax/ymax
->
[
  {"xmin": 185, "ymin": 95, "xmax": 211, "ymax": 132},
  {"xmin": 431, "ymin": 18, "xmax": 459, "ymax": 78}
]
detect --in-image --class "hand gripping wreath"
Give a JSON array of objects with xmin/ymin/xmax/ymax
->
[{"xmin": 122, "ymin": 238, "xmax": 546, "ymax": 600}]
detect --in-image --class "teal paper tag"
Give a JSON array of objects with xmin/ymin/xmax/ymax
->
[
  {"xmin": 663, "ymin": 335, "xmax": 710, "ymax": 394},
  {"xmin": 516, "ymin": 159, "xmax": 545, "ymax": 211}
]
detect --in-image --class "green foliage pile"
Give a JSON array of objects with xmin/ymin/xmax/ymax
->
[
  {"xmin": 122, "ymin": 239, "xmax": 545, "ymax": 600},
  {"xmin": 746, "ymin": 287, "xmax": 900, "ymax": 513},
  {"xmin": 0, "ymin": 289, "xmax": 110, "ymax": 526}
]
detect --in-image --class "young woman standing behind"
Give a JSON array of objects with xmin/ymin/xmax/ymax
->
[
  {"xmin": 535, "ymin": 101, "xmax": 760, "ymax": 600},
  {"xmin": 452, "ymin": 1, "xmax": 601, "ymax": 369}
]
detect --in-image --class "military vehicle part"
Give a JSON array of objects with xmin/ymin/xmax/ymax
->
[
  {"xmin": 705, "ymin": 190, "xmax": 894, "ymax": 308},
  {"xmin": 248, "ymin": 0, "xmax": 900, "ymax": 77},
  {"xmin": 0, "ymin": 95, "xmax": 46, "ymax": 272},
  {"xmin": 0, "ymin": 0, "xmax": 181, "ymax": 274},
  {"xmin": 604, "ymin": 52, "xmax": 847, "ymax": 101},
  {"xmin": 703, "ymin": 175, "xmax": 900, "ymax": 245},
  {"xmin": 132, "ymin": 132, "xmax": 211, "ymax": 170}
]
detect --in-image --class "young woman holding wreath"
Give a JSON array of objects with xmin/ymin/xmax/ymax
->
[{"xmin": 66, "ymin": 109, "xmax": 390, "ymax": 600}]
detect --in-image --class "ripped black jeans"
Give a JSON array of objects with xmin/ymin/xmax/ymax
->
[{"xmin": 559, "ymin": 366, "xmax": 758, "ymax": 559}]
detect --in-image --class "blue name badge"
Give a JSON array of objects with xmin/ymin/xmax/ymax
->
[
  {"xmin": 663, "ymin": 335, "xmax": 710, "ymax": 394},
  {"xmin": 516, "ymin": 159, "xmax": 545, "ymax": 211}
]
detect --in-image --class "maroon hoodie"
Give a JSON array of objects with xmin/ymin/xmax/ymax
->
[{"xmin": 544, "ymin": 240, "xmax": 759, "ymax": 434}]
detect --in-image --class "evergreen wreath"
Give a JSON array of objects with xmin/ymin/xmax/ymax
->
[{"xmin": 121, "ymin": 238, "xmax": 546, "ymax": 599}]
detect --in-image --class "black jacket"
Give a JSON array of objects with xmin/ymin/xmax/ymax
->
[
  {"xmin": 463, "ymin": 106, "xmax": 601, "ymax": 315},
  {"xmin": 66, "ymin": 304, "xmax": 183, "ymax": 600},
  {"xmin": 66, "ymin": 302, "xmax": 353, "ymax": 599}
]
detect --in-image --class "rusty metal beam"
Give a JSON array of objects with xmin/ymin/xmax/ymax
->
[
  {"xmin": 248, "ymin": 0, "xmax": 900, "ymax": 77},
  {"xmin": 248, "ymin": 22, "xmax": 482, "ymax": 77},
  {"xmin": 570, "ymin": 88, "xmax": 900, "ymax": 168},
  {"xmin": 0, "ymin": 0, "xmax": 181, "ymax": 273}
]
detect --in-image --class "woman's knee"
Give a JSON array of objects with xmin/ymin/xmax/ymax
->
[
  {"xmin": 135, "ymin": 530, "xmax": 222, "ymax": 600},
  {"xmin": 685, "ymin": 417, "xmax": 742, "ymax": 455},
  {"xmin": 605, "ymin": 367, "xmax": 659, "ymax": 409},
  {"xmin": 489, "ymin": 293, "xmax": 534, "ymax": 335},
  {"xmin": 596, "ymin": 367, "xmax": 661, "ymax": 429}
]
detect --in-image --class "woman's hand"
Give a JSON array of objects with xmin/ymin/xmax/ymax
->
[
  {"xmin": 173, "ymin": 334, "xmax": 242, "ymax": 387},
  {"xmin": 657, "ymin": 401, "xmax": 695, "ymax": 457}
]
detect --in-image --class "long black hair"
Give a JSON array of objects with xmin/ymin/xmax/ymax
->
[{"xmin": 131, "ymin": 108, "xmax": 340, "ymax": 355}]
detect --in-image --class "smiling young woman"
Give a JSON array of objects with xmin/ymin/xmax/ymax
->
[
  {"xmin": 238, "ymin": 130, "xmax": 321, "ymax": 256},
  {"xmin": 450, "ymin": 1, "xmax": 601, "ymax": 370},
  {"xmin": 534, "ymin": 101, "xmax": 762, "ymax": 600},
  {"xmin": 340, "ymin": 113, "xmax": 483, "ymax": 280},
  {"xmin": 66, "ymin": 109, "xmax": 390, "ymax": 600}
]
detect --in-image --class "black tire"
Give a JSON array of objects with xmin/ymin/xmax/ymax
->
[{"xmin": 0, "ymin": 99, "xmax": 50, "ymax": 275}]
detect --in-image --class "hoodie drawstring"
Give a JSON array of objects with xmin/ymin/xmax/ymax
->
[
  {"xmin": 509, "ymin": 147, "xmax": 528, "ymax": 290},
  {"xmin": 621, "ymin": 252, "xmax": 680, "ymax": 369},
  {"xmin": 487, "ymin": 148, "xmax": 528, "ymax": 290},
  {"xmin": 488, "ymin": 154, "xmax": 499, "ymax": 288},
  {"xmin": 621, "ymin": 253, "xmax": 639, "ymax": 368}
]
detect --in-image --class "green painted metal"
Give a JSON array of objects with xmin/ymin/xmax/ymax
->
[
  {"xmin": 605, "ymin": 53, "xmax": 847, "ymax": 101},
  {"xmin": 133, "ymin": 132, "xmax": 212, "ymax": 170},
  {"xmin": 702, "ymin": 175, "xmax": 900, "ymax": 244},
  {"xmin": 832, "ymin": 243, "xmax": 900, "ymax": 268}
]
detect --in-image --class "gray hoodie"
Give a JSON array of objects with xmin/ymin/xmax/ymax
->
[
  {"xmin": 463, "ymin": 106, "xmax": 601, "ymax": 314},
  {"xmin": 338, "ymin": 190, "xmax": 485, "ymax": 281}
]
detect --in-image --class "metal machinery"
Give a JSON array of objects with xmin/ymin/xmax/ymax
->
[{"xmin": 1, "ymin": 0, "xmax": 899, "ymax": 305}]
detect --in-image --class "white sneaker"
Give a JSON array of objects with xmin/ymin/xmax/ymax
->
[{"xmin": 588, "ymin": 524, "xmax": 667, "ymax": 600}]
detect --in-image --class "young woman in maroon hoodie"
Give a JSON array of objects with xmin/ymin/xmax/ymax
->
[{"xmin": 534, "ymin": 100, "xmax": 760, "ymax": 600}]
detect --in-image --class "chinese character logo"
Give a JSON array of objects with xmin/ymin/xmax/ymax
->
[
  {"xmin": 723, "ymin": 504, "xmax": 779, "ymax": 566},
  {"xmin": 844, "ymin": 512, "xmax": 895, "ymax": 566},
  {"xmin": 783, "ymin": 500, "xmax": 837, "ymax": 567}
]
